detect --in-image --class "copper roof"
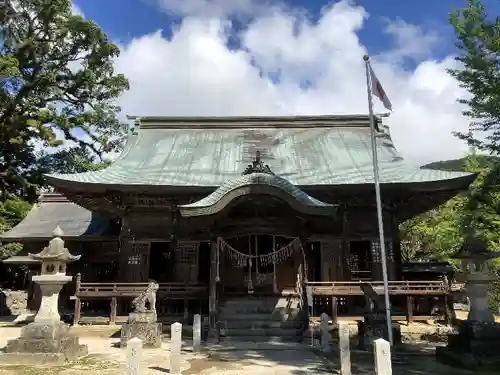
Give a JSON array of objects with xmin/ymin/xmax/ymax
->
[{"xmin": 44, "ymin": 115, "xmax": 474, "ymax": 189}]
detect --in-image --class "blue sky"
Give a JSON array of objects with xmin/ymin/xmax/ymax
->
[
  {"xmin": 70, "ymin": 0, "xmax": 499, "ymax": 164},
  {"xmin": 76, "ymin": 0, "xmax": 499, "ymax": 61}
]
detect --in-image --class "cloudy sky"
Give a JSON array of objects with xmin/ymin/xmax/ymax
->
[{"xmin": 73, "ymin": 0, "xmax": 500, "ymax": 165}]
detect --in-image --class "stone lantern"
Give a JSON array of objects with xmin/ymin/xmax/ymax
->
[
  {"xmin": 436, "ymin": 235, "xmax": 500, "ymax": 370},
  {"xmin": 452, "ymin": 236, "xmax": 500, "ymax": 322},
  {"xmin": 28, "ymin": 226, "xmax": 80, "ymax": 323},
  {"xmin": 0, "ymin": 227, "xmax": 88, "ymax": 364}
]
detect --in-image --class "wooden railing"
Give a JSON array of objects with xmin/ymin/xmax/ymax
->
[
  {"xmin": 306, "ymin": 280, "xmax": 448, "ymax": 296},
  {"xmin": 451, "ymin": 282, "xmax": 466, "ymax": 292},
  {"xmin": 75, "ymin": 281, "xmax": 208, "ymax": 298},
  {"xmin": 71, "ymin": 276, "xmax": 209, "ymax": 326}
]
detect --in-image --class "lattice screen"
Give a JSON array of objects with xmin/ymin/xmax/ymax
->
[
  {"xmin": 370, "ymin": 240, "xmax": 393, "ymax": 262},
  {"xmin": 371, "ymin": 241, "xmax": 382, "ymax": 263},
  {"xmin": 128, "ymin": 255, "xmax": 140, "ymax": 265},
  {"xmin": 128, "ymin": 241, "xmax": 150, "ymax": 265},
  {"xmin": 174, "ymin": 241, "xmax": 200, "ymax": 282},
  {"xmin": 370, "ymin": 240, "xmax": 396, "ymax": 281},
  {"xmin": 176, "ymin": 242, "xmax": 199, "ymax": 264},
  {"xmin": 347, "ymin": 253, "xmax": 360, "ymax": 272}
]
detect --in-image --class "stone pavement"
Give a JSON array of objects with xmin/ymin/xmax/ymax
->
[
  {"xmin": 185, "ymin": 348, "xmax": 331, "ymax": 375},
  {"xmin": 0, "ymin": 325, "xmax": 492, "ymax": 375}
]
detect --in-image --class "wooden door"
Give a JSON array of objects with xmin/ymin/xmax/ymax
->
[
  {"xmin": 174, "ymin": 241, "xmax": 200, "ymax": 283},
  {"xmin": 128, "ymin": 241, "xmax": 151, "ymax": 282}
]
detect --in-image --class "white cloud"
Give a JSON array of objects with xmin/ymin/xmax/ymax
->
[
  {"xmin": 111, "ymin": 0, "xmax": 470, "ymax": 164},
  {"xmin": 383, "ymin": 18, "xmax": 440, "ymax": 62},
  {"xmin": 71, "ymin": 3, "xmax": 84, "ymax": 16},
  {"xmin": 158, "ymin": 0, "xmax": 274, "ymax": 19}
]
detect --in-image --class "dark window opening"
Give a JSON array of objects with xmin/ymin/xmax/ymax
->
[
  {"xmin": 198, "ymin": 242, "xmax": 210, "ymax": 283},
  {"xmin": 349, "ymin": 240, "xmax": 372, "ymax": 280},
  {"xmin": 149, "ymin": 242, "xmax": 172, "ymax": 282}
]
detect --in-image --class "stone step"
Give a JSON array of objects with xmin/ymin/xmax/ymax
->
[
  {"xmin": 218, "ymin": 318, "xmax": 302, "ymax": 329},
  {"xmin": 218, "ymin": 335, "xmax": 303, "ymax": 343},
  {"xmin": 220, "ymin": 327, "xmax": 302, "ymax": 337},
  {"xmin": 220, "ymin": 305, "xmax": 301, "ymax": 314},
  {"xmin": 218, "ymin": 313, "xmax": 280, "ymax": 320},
  {"xmin": 223, "ymin": 297, "xmax": 299, "ymax": 306}
]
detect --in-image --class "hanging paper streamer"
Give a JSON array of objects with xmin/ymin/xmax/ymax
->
[{"xmin": 217, "ymin": 237, "xmax": 303, "ymax": 268}]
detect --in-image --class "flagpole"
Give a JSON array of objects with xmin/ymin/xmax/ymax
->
[{"xmin": 363, "ymin": 54, "xmax": 393, "ymax": 346}]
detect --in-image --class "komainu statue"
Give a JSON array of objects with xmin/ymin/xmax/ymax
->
[
  {"xmin": 130, "ymin": 280, "xmax": 159, "ymax": 321},
  {"xmin": 121, "ymin": 280, "xmax": 162, "ymax": 348}
]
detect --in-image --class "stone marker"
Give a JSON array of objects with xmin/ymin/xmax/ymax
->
[
  {"xmin": 170, "ymin": 322, "xmax": 183, "ymax": 374},
  {"xmin": 339, "ymin": 323, "xmax": 351, "ymax": 375},
  {"xmin": 193, "ymin": 314, "xmax": 201, "ymax": 352},
  {"xmin": 320, "ymin": 313, "xmax": 329, "ymax": 352},
  {"xmin": 373, "ymin": 338, "xmax": 392, "ymax": 375},
  {"xmin": 126, "ymin": 337, "xmax": 142, "ymax": 375}
]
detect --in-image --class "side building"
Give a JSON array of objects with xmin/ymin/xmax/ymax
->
[{"xmin": 1, "ymin": 115, "xmax": 474, "ymax": 337}]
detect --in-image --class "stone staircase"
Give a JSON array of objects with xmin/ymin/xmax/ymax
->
[{"xmin": 217, "ymin": 295, "xmax": 306, "ymax": 343}]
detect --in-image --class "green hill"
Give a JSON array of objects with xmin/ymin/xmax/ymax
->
[{"xmin": 422, "ymin": 155, "xmax": 499, "ymax": 172}]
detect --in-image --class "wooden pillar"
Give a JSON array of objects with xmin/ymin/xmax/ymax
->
[
  {"xmin": 443, "ymin": 295, "xmax": 452, "ymax": 325},
  {"xmin": 406, "ymin": 296, "xmax": 414, "ymax": 324},
  {"xmin": 109, "ymin": 297, "xmax": 117, "ymax": 325},
  {"xmin": 208, "ymin": 239, "xmax": 217, "ymax": 336},
  {"xmin": 73, "ymin": 273, "xmax": 82, "ymax": 326},
  {"xmin": 331, "ymin": 297, "xmax": 338, "ymax": 326},
  {"xmin": 272, "ymin": 235, "xmax": 278, "ymax": 294},
  {"xmin": 183, "ymin": 299, "xmax": 189, "ymax": 320}
]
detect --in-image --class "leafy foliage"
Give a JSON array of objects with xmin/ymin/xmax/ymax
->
[
  {"xmin": 0, "ymin": 0, "xmax": 126, "ymax": 260},
  {"xmin": 0, "ymin": 196, "xmax": 31, "ymax": 260},
  {"xmin": 0, "ymin": 0, "xmax": 129, "ymax": 202},
  {"xmin": 448, "ymin": 0, "xmax": 500, "ymax": 154},
  {"xmin": 401, "ymin": 151, "xmax": 500, "ymax": 310}
]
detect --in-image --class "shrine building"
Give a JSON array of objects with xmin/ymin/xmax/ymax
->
[{"xmin": 1, "ymin": 115, "xmax": 474, "ymax": 341}]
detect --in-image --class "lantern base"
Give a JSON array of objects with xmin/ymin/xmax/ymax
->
[
  {"xmin": 436, "ymin": 320, "xmax": 500, "ymax": 370},
  {"xmin": 0, "ymin": 321, "xmax": 88, "ymax": 364}
]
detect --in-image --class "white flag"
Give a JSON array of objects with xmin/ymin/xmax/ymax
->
[{"xmin": 369, "ymin": 63, "xmax": 392, "ymax": 111}]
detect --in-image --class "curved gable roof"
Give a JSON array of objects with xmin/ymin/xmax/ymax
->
[{"xmin": 178, "ymin": 172, "xmax": 337, "ymax": 217}]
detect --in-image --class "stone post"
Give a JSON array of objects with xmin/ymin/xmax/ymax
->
[
  {"xmin": 193, "ymin": 314, "xmax": 201, "ymax": 352},
  {"xmin": 0, "ymin": 227, "xmax": 88, "ymax": 364},
  {"xmin": 170, "ymin": 322, "xmax": 182, "ymax": 374},
  {"xmin": 126, "ymin": 337, "xmax": 142, "ymax": 375},
  {"xmin": 373, "ymin": 338, "xmax": 392, "ymax": 375},
  {"xmin": 320, "ymin": 313, "xmax": 329, "ymax": 352},
  {"xmin": 339, "ymin": 323, "xmax": 351, "ymax": 375}
]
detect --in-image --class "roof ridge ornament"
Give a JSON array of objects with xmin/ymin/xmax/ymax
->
[{"xmin": 242, "ymin": 151, "xmax": 275, "ymax": 175}]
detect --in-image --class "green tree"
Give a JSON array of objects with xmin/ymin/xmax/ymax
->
[
  {"xmin": 400, "ymin": 152, "xmax": 494, "ymax": 263},
  {"xmin": 448, "ymin": 0, "xmax": 500, "ymax": 153},
  {"xmin": 0, "ymin": 0, "xmax": 129, "ymax": 202},
  {"xmin": 401, "ymin": 152, "xmax": 500, "ymax": 310},
  {"xmin": 0, "ymin": 196, "xmax": 31, "ymax": 260}
]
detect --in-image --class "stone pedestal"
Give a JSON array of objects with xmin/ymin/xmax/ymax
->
[
  {"xmin": 0, "ymin": 321, "xmax": 88, "ymax": 364},
  {"xmin": 436, "ymin": 321, "xmax": 500, "ymax": 370},
  {"xmin": 357, "ymin": 314, "xmax": 401, "ymax": 350},
  {"xmin": 33, "ymin": 276, "xmax": 71, "ymax": 324},
  {"xmin": 120, "ymin": 312, "xmax": 162, "ymax": 348},
  {"xmin": 467, "ymin": 273, "xmax": 495, "ymax": 322}
]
